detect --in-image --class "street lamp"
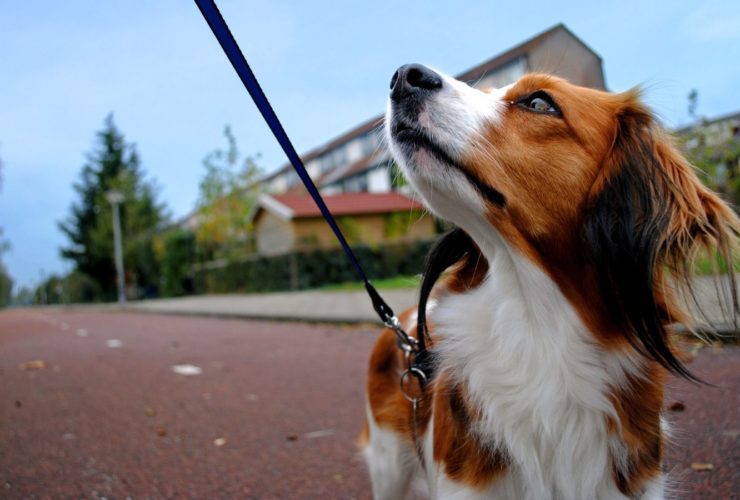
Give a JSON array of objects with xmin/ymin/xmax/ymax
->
[{"xmin": 105, "ymin": 191, "xmax": 126, "ymax": 304}]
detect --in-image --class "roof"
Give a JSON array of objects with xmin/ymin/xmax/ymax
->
[
  {"xmin": 251, "ymin": 192, "xmax": 424, "ymax": 222},
  {"xmin": 260, "ymin": 24, "xmax": 597, "ymax": 184}
]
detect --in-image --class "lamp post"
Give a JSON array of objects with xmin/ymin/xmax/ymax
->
[{"xmin": 106, "ymin": 191, "xmax": 126, "ymax": 304}]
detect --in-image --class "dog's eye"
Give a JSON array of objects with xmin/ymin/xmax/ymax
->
[
  {"xmin": 529, "ymin": 97, "xmax": 552, "ymax": 112},
  {"xmin": 517, "ymin": 91, "xmax": 560, "ymax": 116}
]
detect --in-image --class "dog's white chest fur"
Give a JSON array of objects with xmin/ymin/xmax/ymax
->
[{"xmin": 427, "ymin": 240, "xmax": 657, "ymax": 499}]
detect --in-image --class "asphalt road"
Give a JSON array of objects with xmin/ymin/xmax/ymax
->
[{"xmin": 1, "ymin": 310, "xmax": 737, "ymax": 499}]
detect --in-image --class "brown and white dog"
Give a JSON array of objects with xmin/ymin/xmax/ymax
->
[{"xmin": 361, "ymin": 65, "xmax": 738, "ymax": 499}]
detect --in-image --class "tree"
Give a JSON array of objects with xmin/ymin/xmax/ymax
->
[
  {"xmin": 59, "ymin": 115, "xmax": 168, "ymax": 301},
  {"xmin": 195, "ymin": 125, "xmax": 263, "ymax": 261},
  {"xmin": 12, "ymin": 286, "xmax": 33, "ymax": 306},
  {"xmin": 0, "ymin": 153, "xmax": 13, "ymax": 307},
  {"xmin": 679, "ymin": 90, "xmax": 740, "ymax": 207},
  {"xmin": 154, "ymin": 228, "xmax": 195, "ymax": 297},
  {"xmin": 0, "ymin": 256, "xmax": 12, "ymax": 308}
]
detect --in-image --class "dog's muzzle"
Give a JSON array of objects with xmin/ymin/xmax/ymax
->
[{"xmin": 388, "ymin": 64, "xmax": 442, "ymax": 126}]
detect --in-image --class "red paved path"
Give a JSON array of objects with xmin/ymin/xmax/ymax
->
[{"xmin": 0, "ymin": 310, "xmax": 737, "ymax": 499}]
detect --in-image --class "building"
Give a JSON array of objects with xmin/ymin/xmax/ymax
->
[
  {"xmin": 250, "ymin": 192, "xmax": 435, "ymax": 255},
  {"xmin": 676, "ymin": 109, "xmax": 740, "ymax": 206},
  {"xmin": 259, "ymin": 23, "xmax": 606, "ymax": 198},
  {"xmin": 675, "ymin": 110, "xmax": 740, "ymax": 148},
  {"xmin": 179, "ymin": 24, "xmax": 606, "ymax": 258}
]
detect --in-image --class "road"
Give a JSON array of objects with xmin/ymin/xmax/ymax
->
[{"xmin": 1, "ymin": 309, "xmax": 737, "ymax": 499}]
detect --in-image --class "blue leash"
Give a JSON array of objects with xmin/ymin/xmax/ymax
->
[{"xmin": 194, "ymin": 0, "xmax": 413, "ymax": 339}]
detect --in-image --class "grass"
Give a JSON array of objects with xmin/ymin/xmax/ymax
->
[
  {"xmin": 318, "ymin": 249, "xmax": 737, "ymax": 293},
  {"xmin": 692, "ymin": 248, "xmax": 740, "ymax": 276},
  {"xmin": 321, "ymin": 274, "xmax": 420, "ymax": 291}
]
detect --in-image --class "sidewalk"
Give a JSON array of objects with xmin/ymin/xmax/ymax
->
[
  {"xmin": 124, "ymin": 275, "xmax": 738, "ymax": 332},
  {"xmin": 127, "ymin": 288, "xmax": 418, "ymax": 324}
]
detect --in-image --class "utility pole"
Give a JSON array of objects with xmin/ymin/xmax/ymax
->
[{"xmin": 106, "ymin": 191, "xmax": 126, "ymax": 304}]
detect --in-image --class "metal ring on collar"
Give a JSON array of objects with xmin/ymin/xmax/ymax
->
[{"xmin": 400, "ymin": 367, "xmax": 427, "ymax": 403}]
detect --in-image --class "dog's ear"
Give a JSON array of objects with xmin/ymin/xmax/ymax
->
[
  {"xmin": 584, "ymin": 90, "xmax": 739, "ymax": 379},
  {"xmin": 417, "ymin": 228, "xmax": 478, "ymax": 342}
]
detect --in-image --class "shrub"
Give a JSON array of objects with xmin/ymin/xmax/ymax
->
[
  {"xmin": 193, "ymin": 239, "xmax": 434, "ymax": 294},
  {"xmin": 159, "ymin": 230, "xmax": 196, "ymax": 297}
]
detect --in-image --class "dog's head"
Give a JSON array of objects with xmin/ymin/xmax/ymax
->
[{"xmin": 386, "ymin": 64, "xmax": 739, "ymax": 377}]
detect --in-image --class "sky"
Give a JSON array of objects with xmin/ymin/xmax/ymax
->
[{"xmin": 1, "ymin": 0, "xmax": 739, "ymax": 289}]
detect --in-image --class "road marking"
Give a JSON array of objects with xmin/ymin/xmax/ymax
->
[{"xmin": 106, "ymin": 339, "xmax": 123, "ymax": 348}]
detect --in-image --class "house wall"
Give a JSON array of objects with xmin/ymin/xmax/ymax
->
[
  {"xmin": 529, "ymin": 29, "xmax": 606, "ymax": 90},
  {"xmin": 290, "ymin": 212, "xmax": 436, "ymax": 251},
  {"xmin": 254, "ymin": 211, "xmax": 295, "ymax": 255},
  {"xmin": 475, "ymin": 56, "xmax": 528, "ymax": 89},
  {"xmin": 367, "ymin": 166, "xmax": 391, "ymax": 193}
]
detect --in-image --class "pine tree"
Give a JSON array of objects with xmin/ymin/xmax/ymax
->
[{"xmin": 59, "ymin": 115, "xmax": 167, "ymax": 300}]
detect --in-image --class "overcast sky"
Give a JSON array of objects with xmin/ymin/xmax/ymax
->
[{"xmin": 1, "ymin": 0, "xmax": 739, "ymax": 289}]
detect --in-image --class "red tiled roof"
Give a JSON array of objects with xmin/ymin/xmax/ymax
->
[{"xmin": 268, "ymin": 192, "xmax": 423, "ymax": 219}]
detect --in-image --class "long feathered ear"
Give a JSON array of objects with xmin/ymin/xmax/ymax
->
[
  {"xmin": 584, "ymin": 92, "xmax": 739, "ymax": 380},
  {"xmin": 417, "ymin": 228, "xmax": 478, "ymax": 342}
]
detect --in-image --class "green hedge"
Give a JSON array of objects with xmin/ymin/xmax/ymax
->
[{"xmin": 193, "ymin": 239, "xmax": 434, "ymax": 294}]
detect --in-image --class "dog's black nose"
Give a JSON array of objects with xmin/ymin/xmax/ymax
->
[{"xmin": 390, "ymin": 64, "xmax": 442, "ymax": 100}]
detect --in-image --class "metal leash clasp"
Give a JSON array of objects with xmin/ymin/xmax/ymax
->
[
  {"xmin": 383, "ymin": 316, "xmax": 423, "ymax": 404},
  {"xmin": 384, "ymin": 315, "xmax": 418, "ymax": 354}
]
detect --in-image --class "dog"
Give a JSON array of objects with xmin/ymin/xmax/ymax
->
[{"xmin": 361, "ymin": 64, "xmax": 739, "ymax": 499}]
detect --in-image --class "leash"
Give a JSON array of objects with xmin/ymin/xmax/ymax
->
[{"xmin": 193, "ymin": 0, "xmax": 432, "ymax": 398}]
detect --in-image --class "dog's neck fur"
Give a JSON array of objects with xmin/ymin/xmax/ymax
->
[{"xmin": 430, "ymin": 228, "xmax": 662, "ymax": 499}]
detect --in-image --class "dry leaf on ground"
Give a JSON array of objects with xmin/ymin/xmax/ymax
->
[
  {"xmin": 19, "ymin": 360, "xmax": 47, "ymax": 370},
  {"xmin": 668, "ymin": 401, "xmax": 686, "ymax": 412}
]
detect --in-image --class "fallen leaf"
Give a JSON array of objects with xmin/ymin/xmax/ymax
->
[
  {"xmin": 19, "ymin": 360, "xmax": 47, "ymax": 370},
  {"xmin": 333, "ymin": 474, "xmax": 344, "ymax": 483},
  {"xmin": 213, "ymin": 437, "xmax": 226, "ymax": 447},
  {"xmin": 668, "ymin": 401, "xmax": 686, "ymax": 412},
  {"xmin": 286, "ymin": 433, "xmax": 298, "ymax": 441},
  {"xmin": 144, "ymin": 407, "xmax": 156, "ymax": 417},
  {"xmin": 156, "ymin": 427, "xmax": 168, "ymax": 437},
  {"xmin": 245, "ymin": 393, "xmax": 258, "ymax": 401},
  {"xmin": 14, "ymin": 401, "xmax": 21, "ymax": 408},
  {"xmin": 691, "ymin": 462, "xmax": 714, "ymax": 471}
]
